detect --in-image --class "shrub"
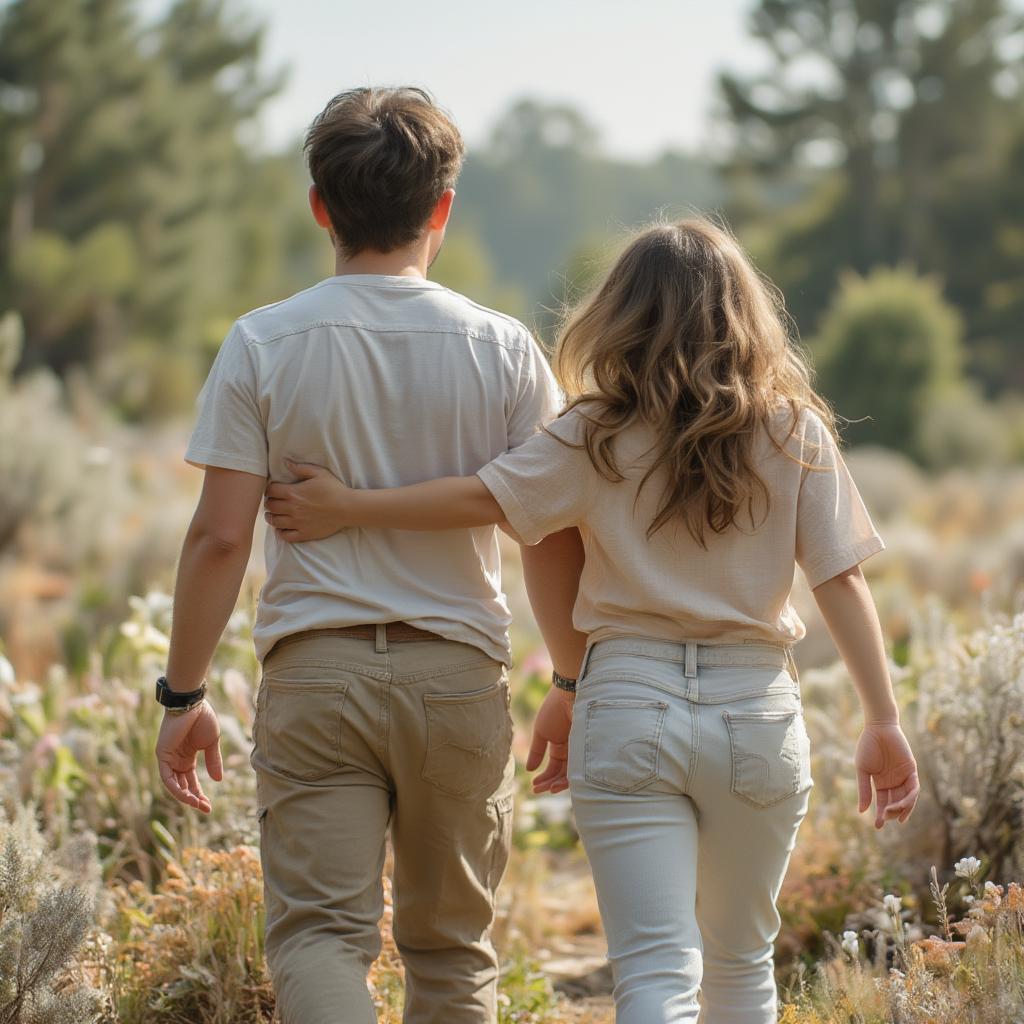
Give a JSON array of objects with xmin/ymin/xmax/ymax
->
[
  {"xmin": 0, "ymin": 803, "xmax": 103, "ymax": 1024},
  {"xmin": 814, "ymin": 267, "xmax": 963, "ymax": 458}
]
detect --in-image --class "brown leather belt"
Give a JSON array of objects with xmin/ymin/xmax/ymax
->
[{"xmin": 267, "ymin": 622, "xmax": 445, "ymax": 659}]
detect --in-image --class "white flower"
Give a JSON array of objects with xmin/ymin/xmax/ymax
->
[
  {"xmin": 841, "ymin": 930, "xmax": 859, "ymax": 957},
  {"xmin": 964, "ymin": 894, "xmax": 976, "ymax": 905},
  {"xmin": 954, "ymin": 856, "xmax": 982, "ymax": 879},
  {"xmin": 883, "ymin": 893, "xmax": 902, "ymax": 915}
]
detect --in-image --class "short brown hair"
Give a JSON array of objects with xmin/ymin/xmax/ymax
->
[{"xmin": 304, "ymin": 87, "xmax": 464, "ymax": 257}]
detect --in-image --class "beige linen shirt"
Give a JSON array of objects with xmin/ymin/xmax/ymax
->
[
  {"xmin": 477, "ymin": 404, "xmax": 884, "ymax": 647},
  {"xmin": 185, "ymin": 274, "xmax": 559, "ymax": 664}
]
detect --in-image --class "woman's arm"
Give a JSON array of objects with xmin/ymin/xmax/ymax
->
[
  {"xmin": 264, "ymin": 458, "xmax": 504, "ymax": 540},
  {"xmin": 812, "ymin": 564, "xmax": 920, "ymax": 829}
]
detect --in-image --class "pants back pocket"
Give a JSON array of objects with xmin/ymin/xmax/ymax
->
[
  {"xmin": 724, "ymin": 710, "xmax": 811, "ymax": 808},
  {"xmin": 583, "ymin": 698, "xmax": 667, "ymax": 794}
]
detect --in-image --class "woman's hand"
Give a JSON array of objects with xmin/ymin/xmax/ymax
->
[
  {"xmin": 527, "ymin": 687, "xmax": 575, "ymax": 795},
  {"xmin": 855, "ymin": 722, "xmax": 920, "ymax": 829},
  {"xmin": 264, "ymin": 458, "xmax": 354, "ymax": 541}
]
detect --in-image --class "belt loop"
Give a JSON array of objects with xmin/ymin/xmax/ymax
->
[
  {"xmin": 785, "ymin": 647, "xmax": 800, "ymax": 686},
  {"xmin": 375, "ymin": 624, "xmax": 388, "ymax": 654},
  {"xmin": 684, "ymin": 641, "xmax": 698, "ymax": 679}
]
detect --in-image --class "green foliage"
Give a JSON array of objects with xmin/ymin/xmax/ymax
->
[
  {"xmin": 719, "ymin": 0, "xmax": 1024, "ymax": 392},
  {"xmin": 0, "ymin": 804, "xmax": 102, "ymax": 1024},
  {"xmin": 814, "ymin": 268, "xmax": 963, "ymax": 456}
]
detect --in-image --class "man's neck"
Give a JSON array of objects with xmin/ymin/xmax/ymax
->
[{"xmin": 334, "ymin": 245, "xmax": 431, "ymax": 279}]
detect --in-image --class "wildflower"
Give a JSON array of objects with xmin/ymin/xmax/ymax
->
[
  {"xmin": 883, "ymin": 893, "xmax": 902, "ymax": 915},
  {"xmin": 841, "ymin": 930, "xmax": 859, "ymax": 957},
  {"xmin": 954, "ymin": 856, "xmax": 982, "ymax": 879}
]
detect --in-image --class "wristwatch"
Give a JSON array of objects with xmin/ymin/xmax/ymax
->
[
  {"xmin": 155, "ymin": 676, "xmax": 207, "ymax": 714},
  {"xmin": 552, "ymin": 669, "xmax": 577, "ymax": 694}
]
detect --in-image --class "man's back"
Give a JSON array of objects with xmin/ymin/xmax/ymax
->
[{"xmin": 185, "ymin": 272, "xmax": 558, "ymax": 663}]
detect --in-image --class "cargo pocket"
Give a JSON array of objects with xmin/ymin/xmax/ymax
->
[
  {"xmin": 487, "ymin": 792, "xmax": 514, "ymax": 893},
  {"xmin": 262, "ymin": 666, "xmax": 348, "ymax": 781},
  {"xmin": 724, "ymin": 709, "xmax": 812, "ymax": 808},
  {"xmin": 584, "ymin": 698, "xmax": 667, "ymax": 794},
  {"xmin": 422, "ymin": 680, "xmax": 513, "ymax": 801}
]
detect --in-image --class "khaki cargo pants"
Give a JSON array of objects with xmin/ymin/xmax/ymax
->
[{"xmin": 249, "ymin": 626, "xmax": 516, "ymax": 1024}]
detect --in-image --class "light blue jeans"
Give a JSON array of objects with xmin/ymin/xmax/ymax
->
[{"xmin": 567, "ymin": 637, "xmax": 813, "ymax": 1024}]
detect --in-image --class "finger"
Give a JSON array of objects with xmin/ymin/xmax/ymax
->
[
  {"xmin": 265, "ymin": 482, "xmax": 292, "ymax": 499},
  {"xmin": 857, "ymin": 768, "xmax": 873, "ymax": 814},
  {"xmin": 526, "ymin": 737, "xmax": 548, "ymax": 773},
  {"xmin": 276, "ymin": 528, "xmax": 304, "ymax": 542},
  {"xmin": 534, "ymin": 758, "xmax": 567, "ymax": 790},
  {"xmin": 875, "ymin": 786, "xmax": 891, "ymax": 830},
  {"xmin": 159, "ymin": 760, "xmax": 194, "ymax": 807},
  {"xmin": 264, "ymin": 511, "xmax": 295, "ymax": 529},
  {"xmin": 264, "ymin": 497, "xmax": 293, "ymax": 513},
  {"xmin": 284, "ymin": 457, "xmax": 324, "ymax": 479},
  {"xmin": 185, "ymin": 767, "xmax": 211, "ymax": 811},
  {"xmin": 204, "ymin": 738, "xmax": 224, "ymax": 783}
]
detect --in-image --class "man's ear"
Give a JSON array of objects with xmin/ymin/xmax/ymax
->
[
  {"xmin": 308, "ymin": 184, "xmax": 333, "ymax": 229},
  {"xmin": 428, "ymin": 188, "xmax": 455, "ymax": 231}
]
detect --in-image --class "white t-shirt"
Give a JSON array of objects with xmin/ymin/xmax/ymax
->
[
  {"xmin": 185, "ymin": 274, "xmax": 560, "ymax": 664},
  {"xmin": 477, "ymin": 404, "xmax": 884, "ymax": 648}
]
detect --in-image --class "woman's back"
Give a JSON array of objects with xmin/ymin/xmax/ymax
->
[{"xmin": 478, "ymin": 402, "xmax": 882, "ymax": 647}]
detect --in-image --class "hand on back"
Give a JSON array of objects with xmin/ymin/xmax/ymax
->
[
  {"xmin": 264, "ymin": 458, "xmax": 350, "ymax": 541},
  {"xmin": 855, "ymin": 721, "xmax": 919, "ymax": 829}
]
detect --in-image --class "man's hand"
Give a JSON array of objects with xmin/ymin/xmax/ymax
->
[
  {"xmin": 264, "ymin": 458, "xmax": 352, "ymax": 541},
  {"xmin": 526, "ymin": 687, "xmax": 575, "ymax": 795},
  {"xmin": 155, "ymin": 701, "xmax": 224, "ymax": 814},
  {"xmin": 855, "ymin": 722, "xmax": 919, "ymax": 829}
]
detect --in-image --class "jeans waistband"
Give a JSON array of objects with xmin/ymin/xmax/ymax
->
[{"xmin": 583, "ymin": 637, "xmax": 794, "ymax": 679}]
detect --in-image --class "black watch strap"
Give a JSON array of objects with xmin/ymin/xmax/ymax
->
[
  {"xmin": 155, "ymin": 676, "xmax": 207, "ymax": 710},
  {"xmin": 552, "ymin": 669, "xmax": 577, "ymax": 694}
]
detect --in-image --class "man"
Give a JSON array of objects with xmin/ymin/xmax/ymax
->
[{"xmin": 154, "ymin": 87, "xmax": 585, "ymax": 1024}]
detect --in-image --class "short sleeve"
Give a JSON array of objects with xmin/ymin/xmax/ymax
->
[
  {"xmin": 506, "ymin": 332, "xmax": 562, "ymax": 449},
  {"xmin": 184, "ymin": 323, "xmax": 268, "ymax": 477},
  {"xmin": 795, "ymin": 412, "xmax": 884, "ymax": 589},
  {"xmin": 477, "ymin": 409, "xmax": 595, "ymax": 545}
]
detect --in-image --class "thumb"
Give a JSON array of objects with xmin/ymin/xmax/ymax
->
[
  {"xmin": 204, "ymin": 738, "xmax": 224, "ymax": 782},
  {"xmin": 284, "ymin": 457, "xmax": 325, "ymax": 480},
  {"xmin": 857, "ymin": 767, "xmax": 873, "ymax": 814},
  {"xmin": 526, "ymin": 736, "xmax": 547, "ymax": 773}
]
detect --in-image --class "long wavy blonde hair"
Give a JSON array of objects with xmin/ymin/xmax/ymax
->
[{"xmin": 553, "ymin": 217, "xmax": 835, "ymax": 546}]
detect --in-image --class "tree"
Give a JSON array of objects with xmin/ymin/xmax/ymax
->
[
  {"xmin": 0, "ymin": 0, "xmax": 316, "ymax": 417},
  {"xmin": 718, "ymin": 0, "xmax": 1024, "ymax": 388}
]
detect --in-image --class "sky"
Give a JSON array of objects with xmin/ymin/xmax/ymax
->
[{"xmin": 228, "ymin": 0, "xmax": 765, "ymax": 160}]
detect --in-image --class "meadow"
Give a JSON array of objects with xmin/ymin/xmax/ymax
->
[{"xmin": 2, "ymin": 363, "xmax": 1024, "ymax": 1022}]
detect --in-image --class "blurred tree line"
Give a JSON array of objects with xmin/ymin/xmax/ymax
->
[{"xmin": 1, "ymin": 0, "xmax": 1022, "ymax": 462}]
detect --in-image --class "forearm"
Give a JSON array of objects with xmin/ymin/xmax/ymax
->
[
  {"xmin": 164, "ymin": 530, "xmax": 252, "ymax": 692},
  {"xmin": 345, "ymin": 476, "xmax": 504, "ymax": 531},
  {"xmin": 520, "ymin": 528, "xmax": 588, "ymax": 680},
  {"xmin": 812, "ymin": 565, "xmax": 900, "ymax": 724}
]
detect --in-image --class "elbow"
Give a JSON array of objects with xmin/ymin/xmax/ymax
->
[{"xmin": 185, "ymin": 520, "xmax": 252, "ymax": 556}]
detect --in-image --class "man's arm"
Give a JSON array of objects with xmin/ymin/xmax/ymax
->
[
  {"xmin": 519, "ymin": 527, "xmax": 588, "ymax": 795},
  {"xmin": 155, "ymin": 466, "xmax": 265, "ymax": 815},
  {"xmin": 165, "ymin": 466, "xmax": 267, "ymax": 690}
]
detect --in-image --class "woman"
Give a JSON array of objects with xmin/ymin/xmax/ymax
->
[{"xmin": 262, "ymin": 217, "xmax": 919, "ymax": 1023}]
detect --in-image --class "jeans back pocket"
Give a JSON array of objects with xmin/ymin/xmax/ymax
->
[
  {"xmin": 583, "ymin": 698, "xmax": 667, "ymax": 794},
  {"xmin": 723, "ymin": 709, "xmax": 812, "ymax": 808}
]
